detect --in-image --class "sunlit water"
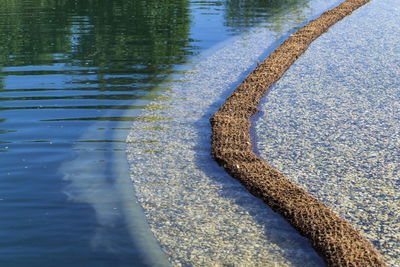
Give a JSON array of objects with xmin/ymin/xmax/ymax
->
[
  {"xmin": 126, "ymin": 0, "xmax": 344, "ymax": 266},
  {"xmin": 0, "ymin": 0, "xmax": 346, "ymax": 266},
  {"xmin": 255, "ymin": 0, "xmax": 399, "ymax": 265}
]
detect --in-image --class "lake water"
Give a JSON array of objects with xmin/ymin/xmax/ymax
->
[
  {"xmin": 255, "ymin": 0, "xmax": 399, "ymax": 265},
  {"xmin": 0, "ymin": 0, "xmax": 345, "ymax": 266}
]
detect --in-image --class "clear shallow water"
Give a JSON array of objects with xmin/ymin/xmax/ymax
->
[
  {"xmin": 0, "ymin": 0, "xmax": 341, "ymax": 266},
  {"xmin": 126, "ymin": 0, "xmax": 343, "ymax": 266},
  {"xmin": 255, "ymin": 0, "xmax": 400, "ymax": 265}
]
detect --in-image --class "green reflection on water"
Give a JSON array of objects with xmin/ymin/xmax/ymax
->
[
  {"xmin": 0, "ymin": 0, "xmax": 327, "ymax": 265},
  {"xmin": 0, "ymin": 0, "xmax": 191, "ymax": 67},
  {"xmin": 0, "ymin": 0, "xmax": 191, "ymax": 265},
  {"xmin": 224, "ymin": 0, "xmax": 310, "ymax": 33}
]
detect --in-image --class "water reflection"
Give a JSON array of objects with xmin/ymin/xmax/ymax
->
[
  {"xmin": 0, "ymin": 0, "xmax": 191, "ymax": 265},
  {"xmin": 223, "ymin": 0, "xmax": 309, "ymax": 33},
  {"xmin": 59, "ymin": 116, "xmax": 171, "ymax": 266},
  {"xmin": 0, "ymin": 0, "xmax": 342, "ymax": 265}
]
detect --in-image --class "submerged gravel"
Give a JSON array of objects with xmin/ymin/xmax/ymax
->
[
  {"xmin": 124, "ymin": 0, "xmax": 347, "ymax": 263},
  {"xmin": 126, "ymin": 28, "xmax": 324, "ymax": 266},
  {"xmin": 255, "ymin": 0, "xmax": 399, "ymax": 265}
]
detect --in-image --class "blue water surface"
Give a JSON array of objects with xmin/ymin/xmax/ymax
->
[{"xmin": 0, "ymin": 0, "xmax": 340, "ymax": 266}]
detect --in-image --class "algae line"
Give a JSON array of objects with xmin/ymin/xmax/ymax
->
[{"xmin": 210, "ymin": 0, "xmax": 386, "ymax": 266}]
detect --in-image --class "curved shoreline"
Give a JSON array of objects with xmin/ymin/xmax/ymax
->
[{"xmin": 210, "ymin": 0, "xmax": 386, "ymax": 265}]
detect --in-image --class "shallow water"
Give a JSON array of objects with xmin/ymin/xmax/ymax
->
[
  {"xmin": 255, "ymin": 0, "xmax": 399, "ymax": 265},
  {"xmin": 0, "ymin": 0, "xmax": 344, "ymax": 265},
  {"xmin": 126, "ymin": 0, "xmax": 344, "ymax": 265}
]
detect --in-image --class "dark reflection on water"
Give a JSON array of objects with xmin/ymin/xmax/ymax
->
[
  {"xmin": 0, "ymin": 0, "xmax": 318, "ymax": 265},
  {"xmin": 0, "ymin": 0, "xmax": 190, "ymax": 265},
  {"xmin": 224, "ymin": 0, "xmax": 308, "ymax": 33}
]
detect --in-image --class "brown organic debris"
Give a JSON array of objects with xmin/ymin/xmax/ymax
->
[{"xmin": 210, "ymin": 0, "xmax": 386, "ymax": 266}]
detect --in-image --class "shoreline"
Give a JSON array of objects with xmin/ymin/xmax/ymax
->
[{"xmin": 210, "ymin": 0, "xmax": 386, "ymax": 265}]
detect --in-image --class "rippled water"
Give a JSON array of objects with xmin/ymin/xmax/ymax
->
[
  {"xmin": 255, "ymin": 0, "xmax": 399, "ymax": 265},
  {"xmin": 1, "ymin": 0, "xmax": 342, "ymax": 265}
]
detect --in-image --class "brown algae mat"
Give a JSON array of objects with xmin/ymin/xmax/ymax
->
[{"xmin": 210, "ymin": 0, "xmax": 386, "ymax": 266}]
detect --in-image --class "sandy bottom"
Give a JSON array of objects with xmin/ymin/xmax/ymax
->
[
  {"xmin": 125, "ymin": 1, "xmax": 345, "ymax": 264},
  {"xmin": 126, "ymin": 28, "xmax": 323, "ymax": 266},
  {"xmin": 255, "ymin": 0, "xmax": 399, "ymax": 265}
]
